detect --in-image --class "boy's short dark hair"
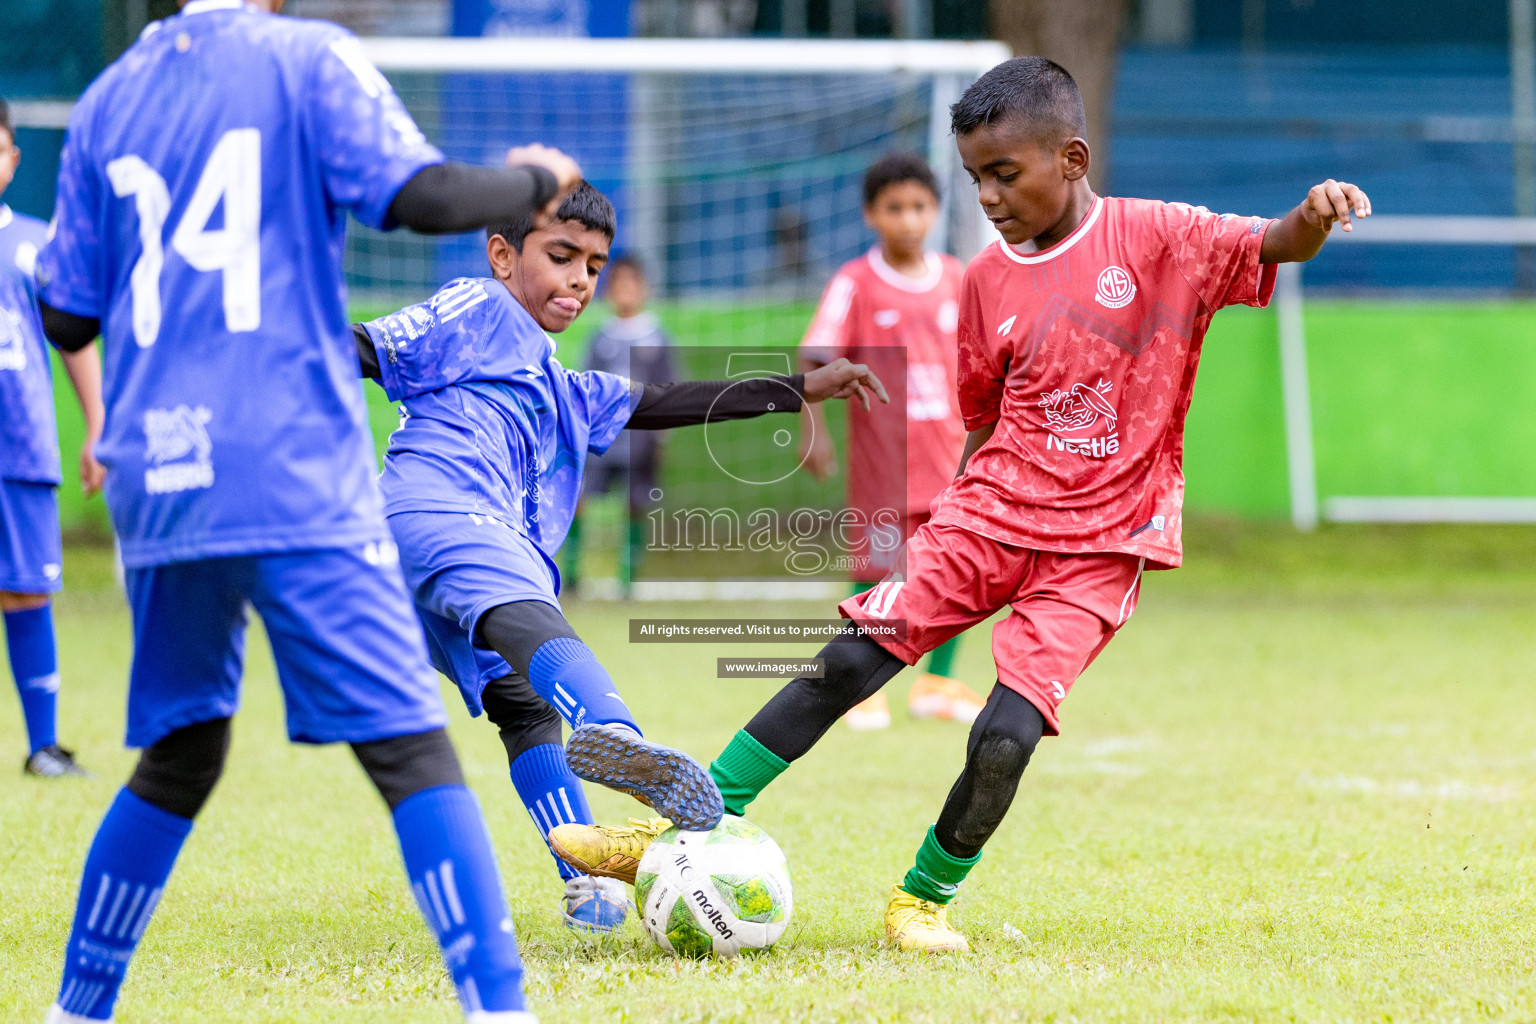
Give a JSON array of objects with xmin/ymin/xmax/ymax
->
[
  {"xmin": 0, "ymin": 98, "xmax": 12, "ymax": 142},
  {"xmin": 605, "ymin": 252, "xmax": 646, "ymax": 279},
  {"xmin": 861, "ymin": 152, "xmax": 939, "ymax": 207},
  {"xmin": 949, "ymin": 57, "xmax": 1087, "ymax": 148},
  {"xmin": 488, "ymin": 180, "xmax": 616, "ymax": 252}
]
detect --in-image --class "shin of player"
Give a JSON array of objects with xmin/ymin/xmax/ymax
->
[{"xmin": 556, "ymin": 56, "xmax": 1371, "ymax": 953}]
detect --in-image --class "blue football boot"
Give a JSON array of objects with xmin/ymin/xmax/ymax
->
[{"xmin": 564, "ymin": 723, "xmax": 725, "ymax": 831}]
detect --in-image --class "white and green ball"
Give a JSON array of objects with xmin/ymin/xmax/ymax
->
[{"xmin": 633, "ymin": 815, "xmax": 793, "ymax": 958}]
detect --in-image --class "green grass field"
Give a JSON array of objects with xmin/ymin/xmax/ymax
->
[{"xmin": 4, "ymin": 523, "xmax": 1536, "ymax": 1022}]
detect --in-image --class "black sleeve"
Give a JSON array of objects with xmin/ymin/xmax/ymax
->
[
  {"xmin": 387, "ymin": 162, "xmax": 559, "ymax": 235},
  {"xmin": 354, "ymin": 324, "xmax": 380, "ymax": 379},
  {"xmin": 39, "ymin": 301, "xmax": 100, "ymax": 353},
  {"xmin": 626, "ymin": 374, "xmax": 805, "ymax": 430}
]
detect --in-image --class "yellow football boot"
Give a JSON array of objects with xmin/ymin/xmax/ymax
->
[
  {"xmin": 883, "ymin": 884, "xmax": 970, "ymax": 952},
  {"xmin": 548, "ymin": 816, "xmax": 671, "ymax": 885}
]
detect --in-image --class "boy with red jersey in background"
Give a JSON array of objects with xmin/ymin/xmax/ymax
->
[
  {"xmin": 551, "ymin": 56, "xmax": 1371, "ymax": 954},
  {"xmin": 798, "ymin": 152, "xmax": 984, "ymax": 730}
]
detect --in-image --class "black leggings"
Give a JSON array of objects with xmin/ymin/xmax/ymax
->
[
  {"xmin": 738, "ymin": 628, "xmax": 1044, "ymax": 860},
  {"xmin": 474, "ymin": 601, "xmax": 582, "ymax": 764},
  {"xmin": 933, "ymin": 684, "xmax": 1043, "ymax": 859},
  {"xmin": 127, "ymin": 718, "xmax": 465, "ymax": 817},
  {"xmin": 480, "ymin": 671, "xmax": 563, "ymax": 763}
]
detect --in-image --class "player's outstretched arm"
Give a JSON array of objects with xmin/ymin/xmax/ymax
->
[
  {"xmin": 386, "ymin": 145, "xmax": 583, "ymax": 236},
  {"xmin": 1260, "ymin": 179, "xmax": 1373, "ymax": 264},
  {"xmin": 623, "ymin": 360, "xmax": 886, "ymax": 431}
]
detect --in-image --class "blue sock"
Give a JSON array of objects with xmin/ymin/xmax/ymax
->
[
  {"xmin": 55, "ymin": 789, "xmax": 193, "ymax": 1020},
  {"xmin": 393, "ymin": 785, "xmax": 526, "ymax": 1015},
  {"xmin": 527, "ymin": 636, "xmax": 638, "ymax": 732},
  {"xmin": 510, "ymin": 743, "xmax": 594, "ymax": 881},
  {"xmin": 6, "ymin": 605, "xmax": 59, "ymax": 754}
]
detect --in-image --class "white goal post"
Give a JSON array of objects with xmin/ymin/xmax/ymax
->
[{"xmin": 1276, "ymin": 215, "xmax": 1536, "ymax": 529}]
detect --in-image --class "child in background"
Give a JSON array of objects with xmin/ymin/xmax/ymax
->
[
  {"xmin": 799, "ymin": 152, "xmax": 984, "ymax": 730},
  {"xmin": 563, "ymin": 255, "xmax": 676, "ymax": 594},
  {"xmin": 0, "ymin": 96, "xmax": 102, "ymax": 778}
]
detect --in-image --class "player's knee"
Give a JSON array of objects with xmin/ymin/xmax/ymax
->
[
  {"xmin": 819, "ymin": 627, "xmax": 904, "ymax": 704},
  {"xmin": 481, "ymin": 673, "xmax": 563, "ymax": 762},
  {"xmin": 352, "ymin": 728, "xmax": 466, "ymax": 811},
  {"xmin": 970, "ymin": 688, "xmax": 1045, "ymax": 778},
  {"xmin": 969, "ymin": 732, "xmax": 1034, "ymax": 789},
  {"xmin": 127, "ymin": 717, "xmax": 232, "ymax": 820},
  {"xmin": 477, "ymin": 601, "xmax": 579, "ymax": 677}
]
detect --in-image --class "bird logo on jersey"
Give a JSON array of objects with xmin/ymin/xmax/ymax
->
[
  {"xmin": 143, "ymin": 405, "xmax": 215, "ymax": 495},
  {"xmin": 1039, "ymin": 379, "xmax": 1121, "ymax": 458},
  {"xmin": 1039, "ymin": 379, "xmax": 1118, "ymax": 435},
  {"xmin": 1095, "ymin": 265, "xmax": 1137, "ymax": 309}
]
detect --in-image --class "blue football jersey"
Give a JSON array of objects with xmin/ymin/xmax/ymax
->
[
  {"xmin": 36, "ymin": 0, "xmax": 444, "ymax": 567},
  {"xmin": 0, "ymin": 205, "xmax": 60, "ymax": 484},
  {"xmin": 363, "ymin": 278, "xmax": 641, "ymax": 558}
]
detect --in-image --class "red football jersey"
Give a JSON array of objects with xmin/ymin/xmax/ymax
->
[
  {"xmin": 800, "ymin": 248, "xmax": 967, "ymax": 517},
  {"xmin": 933, "ymin": 196, "xmax": 1277, "ymax": 569}
]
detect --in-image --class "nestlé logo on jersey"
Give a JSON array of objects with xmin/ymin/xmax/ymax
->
[
  {"xmin": 1094, "ymin": 265, "xmax": 1136, "ymax": 309},
  {"xmin": 1039, "ymin": 378, "xmax": 1120, "ymax": 458},
  {"xmin": 143, "ymin": 405, "xmax": 215, "ymax": 494}
]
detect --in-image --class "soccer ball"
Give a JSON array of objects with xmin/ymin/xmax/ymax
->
[{"xmin": 633, "ymin": 815, "xmax": 793, "ymax": 958}]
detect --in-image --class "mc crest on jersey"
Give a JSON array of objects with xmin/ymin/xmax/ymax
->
[{"xmin": 1094, "ymin": 265, "xmax": 1136, "ymax": 309}]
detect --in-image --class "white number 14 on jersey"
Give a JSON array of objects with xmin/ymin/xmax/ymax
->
[{"xmin": 106, "ymin": 128, "xmax": 262, "ymax": 347}]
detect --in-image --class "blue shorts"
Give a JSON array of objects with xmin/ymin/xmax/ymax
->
[
  {"xmin": 124, "ymin": 543, "xmax": 448, "ymax": 748},
  {"xmin": 388, "ymin": 510, "xmax": 561, "ymax": 716},
  {"xmin": 0, "ymin": 479, "xmax": 62, "ymax": 593}
]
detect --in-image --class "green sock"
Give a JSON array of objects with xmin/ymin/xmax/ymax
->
[
  {"xmin": 563, "ymin": 514, "xmax": 583, "ymax": 584},
  {"xmin": 709, "ymin": 730, "xmax": 790, "ymax": 817},
  {"xmin": 623, "ymin": 518, "xmax": 645, "ymax": 585},
  {"xmin": 925, "ymin": 635, "xmax": 962, "ymax": 678},
  {"xmin": 901, "ymin": 825, "xmax": 982, "ymax": 905}
]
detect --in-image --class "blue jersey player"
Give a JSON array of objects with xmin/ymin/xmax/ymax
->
[
  {"xmin": 355, "ymin": 182, "xmax": 888, "ymax": 932},
  {"xmin": 0, "ymin": 98, "xmax": 105, "ymax": 779},
  {"xmin": 34, "ymin": 1, "xmax": 582, "ymax": 1021}
]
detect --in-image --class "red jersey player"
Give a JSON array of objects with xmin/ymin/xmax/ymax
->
[
  {"xmin": 550, "ymin": 56, "xmax": 1370, "ymax": 954},
  {"xmin": 798, "ymin": 152, "xmax": 983, "ymax": 731}
]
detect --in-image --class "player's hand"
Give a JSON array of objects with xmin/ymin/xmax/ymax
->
[
  {"xmin": 800, "ymin": 425, "xmax": 837, "ymax": 481},
  {"xmin": 802, "ymin": 358, "xmax": 889, "ymax": 411},
  {"xmin": 506, "ymin": 144, "xmax": 583, "ymax": 226},
  {"xmin": 1300, "ymin": 179, "xmax": 1372, "ymax": 233},
  {"xmin": 79, "ymin": 440, "xmax": 105, "ymax": 497}
]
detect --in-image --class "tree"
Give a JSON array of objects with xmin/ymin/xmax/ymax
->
[
  {"xmin": 104, "ymin": 0, "xmax": 182, "ymax": 66},
  {"xmin": 990, "ymin": 0, "xmax": 1128, "ymax": 192}
]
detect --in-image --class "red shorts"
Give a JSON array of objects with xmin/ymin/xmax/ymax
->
[
  {"xmin": 838, "ymin": 521, "xmax": 1145, "ymax": 734},
  {"xmin": 851, "ymin": 510, "xmax": 932, "ymax": 584}
]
